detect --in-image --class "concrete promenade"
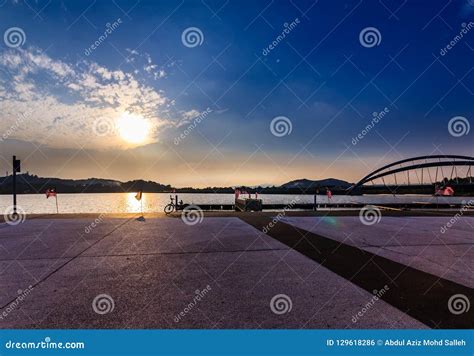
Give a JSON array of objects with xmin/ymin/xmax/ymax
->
[{"xmin": 0, "ymin": 211, "xmax": 472, "ymax": 329}]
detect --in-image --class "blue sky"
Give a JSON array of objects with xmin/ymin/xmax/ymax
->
[{"xmin": 0, "ymin": 0, "xmax": 472, "ymax": 187}]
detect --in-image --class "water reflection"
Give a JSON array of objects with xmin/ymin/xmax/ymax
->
[
  {"xmin": 1, "ymin": 193, "xmax": 469, "ymax": 214},
  {"xmin": 124, "ymin": 192, "xmax": 145, "ymax": 213}
]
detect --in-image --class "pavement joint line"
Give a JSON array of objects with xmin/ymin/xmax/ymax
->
[
  {"xmin": 0, "ymin": 215, "xmax": 138, "ymax": 310},
  {"xmin": 20, "ymin": 219, "xmax": 152, "ymax": 325},
  {"xmin": 238, "ymin": 215, "xmax": 474, "ymax": 329},
  {"xmin": 0, "ymin": 247, "xmax": 289, "ymax": 261},
  {"xmin": 10, "ymin": 222, "xmax": 55, "ymax": 261}
]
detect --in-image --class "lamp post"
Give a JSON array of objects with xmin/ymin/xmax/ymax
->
[{"xmin": 12, "ymin": 156, "xmax": 21, "ymax": 216}]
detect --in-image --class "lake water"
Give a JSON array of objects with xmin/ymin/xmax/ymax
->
[{"xmin": 0, "ymin": 193, "xmax": 470, "ymax": 214}]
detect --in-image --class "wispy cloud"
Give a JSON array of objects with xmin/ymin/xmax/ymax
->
[
  {"xmin": 0, "ymin": 47, "xmax": 187, "ymax": 150},
  {"xmin": 126, "ymin": 48, "xmax": 167, "ymax": 80}
]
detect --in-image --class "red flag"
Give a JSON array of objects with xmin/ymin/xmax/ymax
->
[
  {"xmin": 326, "ymin": 189, "xmax": 333, "ymax": 200},
  {"xmin": 135, "ymin": 191, "xmax": 143, "ymax": 201},
  {"xmin": 435, "ymin": 185, "xmax": 455, "ymax": 196},
  {"xmin": 46, "ymin": 188, "xmax": 57, "ymax": 199},
  {"xmin": 443, "ymin": 186, "xmax": 454, "ymax": 196}
]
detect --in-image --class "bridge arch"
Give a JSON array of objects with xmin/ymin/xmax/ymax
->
[{"xmin": 347, "ymin": 155, "xmax": 474, "ymax": 194}]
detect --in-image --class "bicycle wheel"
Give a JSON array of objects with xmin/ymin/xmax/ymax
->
[{"xmin": 164, "ymin": 204, "xmax": 174, "ymax": 214}]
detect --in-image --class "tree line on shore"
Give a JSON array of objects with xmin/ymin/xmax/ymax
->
[{"xmin": 0, "ymin": 173, "xmax": 473, "ymax": 195}]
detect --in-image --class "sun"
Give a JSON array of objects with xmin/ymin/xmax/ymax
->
[{"xmin": 116, "ymin": 112, "xmax": 151, "ymax": 144}]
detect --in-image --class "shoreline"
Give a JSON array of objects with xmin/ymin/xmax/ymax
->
[
  {"xmin": 1, "ymin": 209, "xmax": 474, "ymax": 223},
  {"xmin": 1, "ymin": 191, "xmax": 474, "ymax": 196}
]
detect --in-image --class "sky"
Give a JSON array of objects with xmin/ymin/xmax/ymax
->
[{"xmin": 0, "ymin": 0, "xmax": 472, "ymax": 187}]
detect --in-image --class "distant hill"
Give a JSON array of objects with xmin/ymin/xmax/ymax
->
[
  {"xmin": 5, "ymin": 173, "xmax": 472, "ymax": 195},
  {"xmin": 281, "ymin": 178, "xmax": 352, "ymax": 190},
  {"xmin": 0, "ymin": 173, "xmax": 352, "ymax": 195},
  {"xmin": 0, "ymin": 173, "xmax": 172, "ymax": 194}
]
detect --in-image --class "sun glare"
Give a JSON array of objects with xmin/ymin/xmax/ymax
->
[{"xmin": 117, "ymin": 112, "xmax": 151, "ymax": 144}]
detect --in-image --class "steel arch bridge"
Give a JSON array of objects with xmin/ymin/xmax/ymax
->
[{"xmin": 347, "ymin": 155, "xmax": 474, "ymax": 194}]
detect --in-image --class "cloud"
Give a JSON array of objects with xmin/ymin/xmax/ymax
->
[
  {"xmin": 125, "ymin": 48, "xmax": 167, "ymax": 79},
  {"xmin": 0, "ymin": 47, "xmax": 184, "ymax": 150}
]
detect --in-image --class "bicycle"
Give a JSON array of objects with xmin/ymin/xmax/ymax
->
[{"xmin": 164, "ymin": 195, "xmax": 184, "ymax": 214}]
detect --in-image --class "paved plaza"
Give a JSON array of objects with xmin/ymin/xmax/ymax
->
[{"xmin": 0, "ymin": 212, "xmax": 472, "ymax": 328}]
